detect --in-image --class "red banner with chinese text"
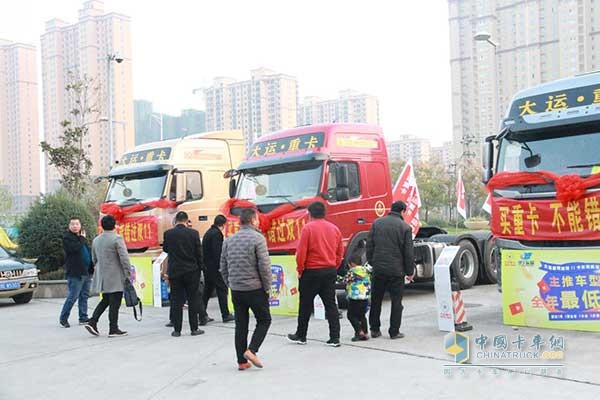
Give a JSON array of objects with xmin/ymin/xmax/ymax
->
[
  {"xmin": 114, "ymin": 216, "xmax": 159, "ymax": 249},
  {"xmin": 490, "ymin": 193, "xmax": 600, "ymax": 240}
]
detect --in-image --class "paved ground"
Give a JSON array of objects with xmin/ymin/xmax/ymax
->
[{"xmin": 1, "ymin": 284, "xmax": 599, "ymax": 400}]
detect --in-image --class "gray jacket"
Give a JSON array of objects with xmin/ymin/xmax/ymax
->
[
  {"xmin": 220, "ymin": 225, "xmax": 271, "ymax": 292},
  {"xmin": 91, "ymin": 232, "xmax": 132, "ymax": 293}
]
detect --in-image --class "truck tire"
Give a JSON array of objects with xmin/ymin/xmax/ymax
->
[
  {"xmin": 480, "ymin": 243, "xmax": 498, "ymax": 284},
  {"xmin": 12, "ymin": 292, "xmax": 33, "ymax": 304},
  {"xmin": 451, "ymin": 240, "xmax": 479, "ymax": 289}
]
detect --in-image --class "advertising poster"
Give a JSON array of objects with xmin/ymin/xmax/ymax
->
[
  {"xmin": 129, "ymin": 256, "xmax": 154, "ymax": 306},
  {"xmin": 228, "ymin": 255, "xmax": 300, "ymax": 316},
  {"xmin": 502, "ymin": 249, "xmax": 600, "ymax": 332}
]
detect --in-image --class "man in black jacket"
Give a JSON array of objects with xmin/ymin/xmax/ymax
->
[
  {"xmin": 163, "ymin": 211, "xmax": 205, "ymax": 337},
  {"xmin": 59, "ymin": 217, "xmax": 94, "ymax": 328},
  {"xmin": 202, "ymin": 215, "xmax": 234, "ymax": 323},
  {"xmin": 366, "ymin": 201, "xmax": 415, "ymax": 339}
]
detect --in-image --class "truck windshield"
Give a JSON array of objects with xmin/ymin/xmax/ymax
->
[
  {"xmin": 237, "ymin": 161, "xmax": 323, "ymax": 206},
  {"xmin": 0, "ymin": 247, "xmax": 8, "ymax": 258},
  {"xmin": 497, "ymin": 131, "xmax": 600, "ymax": 177},
  {"xmin": 106, "ymin": 171, "xmax": 168, "ymax": 205}
]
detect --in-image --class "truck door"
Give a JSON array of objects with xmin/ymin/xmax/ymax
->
[
  {"xmin": 171, "ymin": 170, "xmax": 212, "ymax": 235},
  {"xmin": 325, "ymin": 161, "xmax": 364, "ymax": 252}
]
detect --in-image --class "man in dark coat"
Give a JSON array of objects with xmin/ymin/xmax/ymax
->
[
  {"xmin": 163, "ymin": 211, "xmax": 205, "ymax": 337},
  {"xmin": 366, "ymin": 201, "xmax": 415, "ymax": 339},
  {"xmin": 202, "ymin": 215, "xmax": 234, "ymax": 323},
  {"xmin": 59, "ymin": 217, "xmax": 94, "ymax": 328}
]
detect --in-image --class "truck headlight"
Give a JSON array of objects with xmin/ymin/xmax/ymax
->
[{"xmin": 22, "ymin": 268, "xmax": 38, "ymax": 277}]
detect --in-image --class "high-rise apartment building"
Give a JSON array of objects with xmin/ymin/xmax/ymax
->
[
  {"xmin": 386, "ymin": 135, "xmax": 432, "ymax": 163},
  {"xmin": 41, "ymin": 0, "xmax": 134, "ymax": 191},
  {"xmin": 134, "ymin": 99, "xmax": 206, "ymax": 145},
  {"xmin": 298, "ymin": 90, "xmax": 379, "ymax": 126},
  {"xmin": 203, "ymin": 68, "xmax": 298, "ymax": 146},
  {"xmin": 448, "ymin": 0, "xmax": 600, "ymax": 162},
  {"xmin": 431, "ymin": 141, "xmax": 453, "ymax": 169},
  {"xmin": 0, "ymin": 39, "xmax": 40, "ymax": 212}
]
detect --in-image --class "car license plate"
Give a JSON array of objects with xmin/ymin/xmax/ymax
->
[{"xmin": 0, "ymin": 281, "xmax": 20, "ymax": 291}]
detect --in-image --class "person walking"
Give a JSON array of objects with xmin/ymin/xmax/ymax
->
[
  {"xmin": 59, "ymin": 217, "xmax": 94, "ymax": 328},
  {"xmin": 84, "ymin": 215, "xmax": 132, "ymax": 337},
  {"xmin": 220, "ymin": 208, "xmax": 272, "ymax": 370},
  {"xmin": 162, "ymin": 211, "xmax": 205, "ymax": 337},
  {"xmin": 366, "ymin": 201, "xmax": 415, "ymax": 340},
  {"xmin": 288, "ymin": 201, "xmax": 343, "ymax": 347},
  {"xmin": 202, "ymin": 215, "xmax": 234, "ymax": 323},
  {"xmin": 345, "ymin": 251, "xmax": 371, "ymax": 342}
]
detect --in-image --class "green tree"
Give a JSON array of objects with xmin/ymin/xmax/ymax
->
[
  {"xmin": 462, "ymin": 164, "xmax": 487, "ymax": 219},
  {"xmin": 18, "ymin": 190, "xmax": 97, "ymax": 277},
  {"xmin": 0, "ymin": 187, "xmax": 15, "ymax": 226},
  {"xmin": 414, "ymin": 161, "xmax": 452, "ymax": 223},
  {"xmin": 389, "ymin": 160, "xmax": 406, "ymax": 184},
  {"xmin": 40, "ymin": 73, "xmax": 100, "ymax": 200}
]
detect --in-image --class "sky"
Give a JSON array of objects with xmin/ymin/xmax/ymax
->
[{"xmin": 1, "ymin": 0, "xmax": 453, "ymax": 146}]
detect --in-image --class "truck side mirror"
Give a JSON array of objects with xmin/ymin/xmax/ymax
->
[
  {"xmin": 482, "ymin": 137, "xmax": 495, "ymax": 184},
  {"xmin": 336, "ymin": 187, "xmax": 350, "ymax": 202},
  {"xmin": 229, "ymin": 179, "xmax": 237, "ymax": 199},
  {"xmin": 335, "ymin": 164, "xmax": 350, "ymax": 201},
  {"xmin": 174, "ymin": 173, "xmax": 186, "ymax": 203},
  {"xmin": 336, "ymin": 164, "xmax": 349, "ymax": 188}
]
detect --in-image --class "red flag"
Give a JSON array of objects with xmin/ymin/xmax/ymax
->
[
  {"xmin": 482, "ymin": 193, "xmax": 492, "ymax": 215},
  {"xmin": 456, "ymin": 170, "xmax": 467, "ymax": 219},
  {"xmin": 392, "ymin": 160, "xmax": 421, "ymax": 237}
]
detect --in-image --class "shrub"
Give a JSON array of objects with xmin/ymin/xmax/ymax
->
[{"xmin": 18, "ymin": 191, "xmax": 97, "ymax": 274}]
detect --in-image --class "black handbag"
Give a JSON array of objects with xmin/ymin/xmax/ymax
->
[{"xmin": 123, "ymin": 279, "xmax": 143, "ymax": 321}]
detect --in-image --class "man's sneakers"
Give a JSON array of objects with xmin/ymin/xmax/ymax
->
[
  {"xmin": 199, "ymin": 317, "xmax": 214, "ymax": 326},
  {"xmin": 108, "ymin": 329, "xmax": 128, "ymax": 338},
  {"xmin": 165, "ymin": 321, "xmax": 174, "ymax": 328},
  {"xmin": 326, "ymin": 338, "xmax": 341, "ymax": 347},
  {"xmin": 191, "ymin": 329, "xmax": 205, "ymax": 336},
  {"xmin": 287, "ymin": 333, "xmax": 307, "ymax": 345},
  {"xmin": 238, "ymin": 361, "xmax": 252, "ymax": 371},
  {"xmin": 370, "ymin": 330, "xmax": 382, "ymax": 338},
  {"xmin": 222, "ymin": 314, "xmax": 235, "ymax": 323},
  {"xmin": 243, "ymin": 349, "xmax": 263, "ymax": 368},
  {"xmin": 84, "ymin": 321, "xmax": 99, "ymax": 336},
  {"xmin": 171, "ymin": 331, "xmax": 181, "ymax": 337},
  {"xmin": 59, "ymin": 320, "xmax": 70, "ymax": 328},
  {"xmin": 78, "ymin": 318, "xmax": 90, "ymax": 325},
  {"xmin": 390, "ymin": 332, "xmax": 406, "ymax": 340}
]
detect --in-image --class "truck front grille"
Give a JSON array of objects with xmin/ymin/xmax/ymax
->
[{"xmin": 0, "ymin": 269, "xmax": 24, "ymax": 280}]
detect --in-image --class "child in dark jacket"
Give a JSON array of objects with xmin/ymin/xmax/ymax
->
[{"xmin": 345, "ymin": 252, "xmax": 371, "ymax": 341}]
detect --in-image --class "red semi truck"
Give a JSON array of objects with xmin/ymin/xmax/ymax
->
[{"xmin": 221, "ymin": 123, "xmax": 495, "ymax": 305}]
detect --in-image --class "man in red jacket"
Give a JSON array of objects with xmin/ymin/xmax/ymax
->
[{"xmin": 288, "ymin": 202, "xmax": 343, "ymax": 347}]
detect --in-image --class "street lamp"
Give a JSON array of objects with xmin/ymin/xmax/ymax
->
[
  {"xmin": 474, "ymin": 32, "xmax": 501, "ymax": 133},
  {"xmin": 150, "ymin": 112, "xmax": 164, "ymax": 141},
  {"xmin": 106, "ymin": 53, "xmax": 124, "ymax": 167},
  {"xmin": 99, "ymin": 118, "xmax": 127, "ymax": 164}
]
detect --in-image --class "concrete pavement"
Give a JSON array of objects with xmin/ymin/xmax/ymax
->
[{"xmin": 1, "ymin": 284, "xmax": 599, "ymax": 399}]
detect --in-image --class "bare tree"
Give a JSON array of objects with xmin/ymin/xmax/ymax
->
[{"xmin": 41, "ymin": 72, "xmax": 100, "ymax": 200}]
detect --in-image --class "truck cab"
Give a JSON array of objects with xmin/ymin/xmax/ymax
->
[
  {"xmin": 223, "ymin": 123, "xmax": 391, "ymax": 263},
  {"xmin": 100, "ymin": 130, "xmax": 244, "ymax": 255},
  {"xmin": 483, "ymin": 72, "xmax": 600, "ymax": 285}
]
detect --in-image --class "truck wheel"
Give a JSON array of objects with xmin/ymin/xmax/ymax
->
[
  {"xmin": 480, "ymin": 243, "xmax": 498, "ymax": 284},
  {"xmin": 451, "ymin": 240, "xmax": 479, "ymax": 289},
  {"xmin": 12, "ymin": 292, "xmax": 33, "ymax": 304}
]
